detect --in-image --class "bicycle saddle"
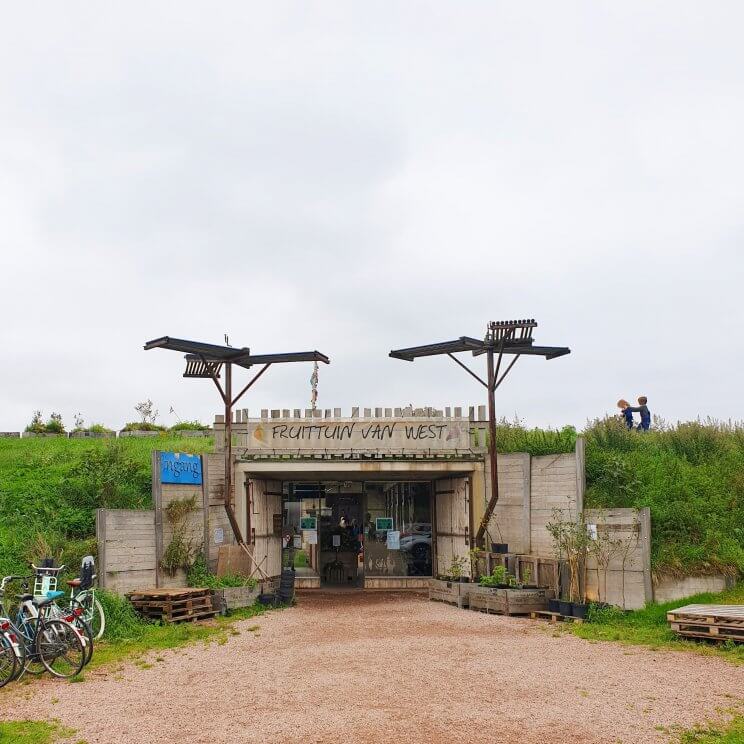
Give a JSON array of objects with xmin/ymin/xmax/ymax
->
[
  {"xmin": 32, "ymin": 595, "xmax": 57, "ymax": 608},
  {"xmin": 66, "ymin": 579, "xmax": 81, "ymax": 587}
]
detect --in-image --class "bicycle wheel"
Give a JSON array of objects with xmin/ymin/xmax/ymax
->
[
  {"xmin": 75, "ymin": 592, "xmax": 105, "ymax": 640},
  {"xmin": 0, "ymin": 632, "xmax": 17, "ymax": 688},
  {"xmin": 2, "ymin": 619, "xmax": 26, "ymax": 681},
  {"xmin": 36, "ymin": 619, "xmax": 85, "ymax": 678},
  {"xmin": 16, "ymin": 616, "xmax": 44, "ymax": 676},
  {"xmin": 60, "ymin": 604, "xmax": 94, "ymax": 665}
]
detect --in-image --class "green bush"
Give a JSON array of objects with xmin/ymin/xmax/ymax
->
[
  {"xmin": 187, "ymin": 553, "xmax": 257, "ymax": 589},
  {"xmin": 121, "ymin": 422, "xmax": 167, "ymax": 432},
  {"xmin": 170, "ymin": 420, "xmax": 209, "ymax": 431}
]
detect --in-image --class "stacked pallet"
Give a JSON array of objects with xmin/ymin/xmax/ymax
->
[
  {"xmin": 667, "ymin": 604, "xmax": 744, "ymax": 643},
  {"xmin": 127, "ymin": 587, "xmax": 218, "ymax": 623}
]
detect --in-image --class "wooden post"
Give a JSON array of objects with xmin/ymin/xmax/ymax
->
[
  {"xmin": 152, "ymin": 450, "xmax": 163, "ymax": 588},
  {"xmin": 96, "ymin": 508, "xmax": 106, "ymax": 590},
  {"xmin": 201, "ymin": 454, "xmax": 210, "ymax": 564}
]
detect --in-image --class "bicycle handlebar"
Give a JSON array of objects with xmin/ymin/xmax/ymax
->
[
  {"xmin": 29, "ymin": 563, "xmax": 66, "ymax": 573},
  {"xmin": 0, "ymin": 575, "xmax": 33, "ymax": 590}
]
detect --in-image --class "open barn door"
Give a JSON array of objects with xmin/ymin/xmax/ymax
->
[
  {"xmin": 248, "ymin": 478, "xmax": 283, "ymax": 579},
  {"xmin": 434, "ymin": 477, "xmax": 471, "ymax": 578}
]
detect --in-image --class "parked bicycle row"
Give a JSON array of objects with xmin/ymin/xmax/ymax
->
[{"xmin": 0, "ymin": 556, "xmax": 106, "ymax": 686}]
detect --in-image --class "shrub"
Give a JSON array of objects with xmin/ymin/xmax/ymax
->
[
  {"xmin": 170, "ymin": 420, "xmax": 209, "ymax": 431},
  {"xmin": 121, "ymin": 422, "xmax": 167, "ymax": 432},
  {"xmin": 25, "ymin": 410, "xmax": 45, "ymax": 434},
  {"xmin": 187, "ymin": 554, "xmax": 257, "ymax": 589}
]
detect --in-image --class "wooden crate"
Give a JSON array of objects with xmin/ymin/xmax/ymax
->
[
  {"xmin": 469, "ymin": 588, "xmax": 507, "ymax": 614},
  {"xmin": 429, "ymin": 579, "xmax": 469, "ymax": 608},
  {"xmin": 667, "ymin": 604, "xmax": 744, "ymax": 643},
  {"xmin": 470, "ymin": 588, "xmax": 549, "ymax": 616},
  {"xmin": 127, "ymin": 587, "xmax": 218, "ymax": 623}
]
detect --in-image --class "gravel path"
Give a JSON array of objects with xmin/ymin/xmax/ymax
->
[{"xmin": 1, "ymin": 593, "xmax": 742, "ymax": 743}]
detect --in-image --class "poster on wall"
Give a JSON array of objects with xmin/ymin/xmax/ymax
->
[
  {"xmin": 304, "ymin": 530, "xmax": 318, "ymax": 545},
  {"xmin": 293, "ymin": 535, "xmax": 302, "ymax": 549},
  {"xmin": 376, "ymin": 517, "xmax": 393, "ymax": 531},
  {"xmin": 386, "ymin": 530, "xmax": 400, "ymax": 550},
  {"xmin": 160, "ymin": 452, "xmax": 202, "ymax": 484}
]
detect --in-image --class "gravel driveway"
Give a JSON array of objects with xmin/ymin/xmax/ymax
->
[{"xmin": 1, "ymin": 592, "xmax": 742, "ymax": 743}]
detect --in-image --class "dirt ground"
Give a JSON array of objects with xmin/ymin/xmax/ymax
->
[{"xmin": 1, "ymin": 592, "xmax": 742, "ymax": 744}]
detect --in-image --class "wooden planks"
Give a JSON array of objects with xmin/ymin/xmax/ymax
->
[
  {"xmin": 530, "ymin": 610, "xmax": 584, "ymax": 625},
  {"xmin": 667, "ymin": 604, "xmax": 744, "ymax": 643},
  {"xmin": 127, "ymin": 587, "xmax": 218, "ymax": 623}
]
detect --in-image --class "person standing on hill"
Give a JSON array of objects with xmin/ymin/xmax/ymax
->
[
  {"xmin": 617, "ymin": 399, "xmax": 634, "ymax": 430},
  {"xmin": 628, "ymin": 396, "xmax": 651, "ymax": 431}
]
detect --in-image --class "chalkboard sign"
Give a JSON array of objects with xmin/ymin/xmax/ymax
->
[{"xmin": 160, "ymin": 452, "xmax": 202, "ymax": 484}]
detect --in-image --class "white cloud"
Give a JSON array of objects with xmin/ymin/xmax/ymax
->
[{"xmin": 1, "ymin": 2, "xmax": 742, "ymax": 431}]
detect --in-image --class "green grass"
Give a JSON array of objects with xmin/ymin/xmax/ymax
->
[
  {"xmin": 0, "ymin": 435, "xmax": 213, "ymax": 577},
  {"xmin": 87, "ymin": 594, "xmax": 274, "ymax": 670},
  {"xmin": 1, "ymin": 416, "xmax": 744, "ymax": 578},
  {"xmin": 676, "ymin": 715, "xmax": 744, "ymax": 743},
  {"xmin": 568, "ymin": 582, "xmax": 744, "ymax": 665},
  {"xmin": 0, "ymin": 721, "xmax": 79, "ymax": 743}
]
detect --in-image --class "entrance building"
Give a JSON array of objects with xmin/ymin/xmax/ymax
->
[{"xmin": 219, "ymin": 408, "xmax": 483, "ymax": 590}]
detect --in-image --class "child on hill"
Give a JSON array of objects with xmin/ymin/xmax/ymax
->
[
  {"xmin": 628, "ymin": 396, "xmax": 651, "ymax": 431},
  {"xmin": 617, "ymin": 399, "xmax": 634, "ymax": 430}
]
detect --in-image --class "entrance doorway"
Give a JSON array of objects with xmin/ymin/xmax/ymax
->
[{"xmin": 281, "ymin": 481, "xmax": 433, "ymax": 587}]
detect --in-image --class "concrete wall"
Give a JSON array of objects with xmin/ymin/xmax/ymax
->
[
  {"xmin": 653, "ymin": 573, "xmax": 734, "ymax": 604},
  {"xmin": 583, "ymin": 507, "xmax": 652, "ymax": 610},
  {"xmin": 481, "ymin": 448, "xmax": 582, "ymax": 559},
  {"xmin": 96, "ymin": 509, "xmax": 156, "ymax": 594}
]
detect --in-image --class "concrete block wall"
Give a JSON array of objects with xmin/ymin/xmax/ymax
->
[{"xmin": 96, "ymin": 509, "xmax": 156, "ymax": 594}]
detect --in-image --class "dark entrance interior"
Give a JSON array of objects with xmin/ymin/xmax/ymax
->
[{"xmin": 282, "ymin": 481, "xmax": 433, "ymax": 586}]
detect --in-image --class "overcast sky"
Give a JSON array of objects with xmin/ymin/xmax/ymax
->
[{"xmin": 1, "ymin": 3, "xmax": 742, "ymax": 432}]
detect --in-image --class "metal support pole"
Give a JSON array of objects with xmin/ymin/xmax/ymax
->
[
  {"xmin": 477, "ymin": 347, "xmax": 500, "ymax": 548},
  {"xmin": 222, "ymin": 362, "xmax": 246, "ymax": 545}
]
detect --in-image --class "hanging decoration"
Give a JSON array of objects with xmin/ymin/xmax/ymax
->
[{"xmin": 310, "ymin": 361, "xmax": 319, "ymax": 410}]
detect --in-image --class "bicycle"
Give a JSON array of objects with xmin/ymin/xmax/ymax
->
[
  {"xmin": 63, "ymin": 556, "xmax": 105, "ymax": 641},
  {"xmin": 0, "ymin": 575, "xmax": 86, "ymax": 679},
  {"xmin": 29, "ymin": 564, "xmax": 94, "ymax": 666},
  {"xmin": 0, "ymin": 617, "xmax": 20, "ymax": 687}
]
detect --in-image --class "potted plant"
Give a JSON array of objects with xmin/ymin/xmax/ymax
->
[
  {"xmin": 478, "ymin": 564, "xmax": 509, "ymax": 589},
  {"xmin": 448, "ymin": 554, "xmax": 467, "ymax": 582},
  {"xmin": 520, "ymin": 564, "xmax": 537, "ymax": 590},
  {"xmin": 24, "ymin": 411, "xmax": 67, "ymax": 438},
  {"xmin": 120, "ymin": 400, "xmax": 167, "ymax": 437},
  {"xmin": 547, "ymin": 511, "xmax": 589, "ymax": 616},
  {"xmin": 170, "ymin": 420, "xmax": 211, "ymax": 438}
]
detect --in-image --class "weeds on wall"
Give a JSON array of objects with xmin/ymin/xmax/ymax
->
[{"xmin": 160, "ymin": 495, "xmax": 200, "ymax": 576}]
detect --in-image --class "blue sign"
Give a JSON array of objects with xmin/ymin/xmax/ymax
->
[{"xmin": 160, "ymin": 452, "xmax": 202, "ymax": 484}]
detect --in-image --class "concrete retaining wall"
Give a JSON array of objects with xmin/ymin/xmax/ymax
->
[{"xmin": 653, "ymin": 573, "xmax": 734, "ymax": 603}]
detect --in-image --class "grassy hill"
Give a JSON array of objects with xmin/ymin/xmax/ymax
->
[
  {"xmin": 0, "ymin": 436, "xmax": 213, "ymax": 577},
  {"xmin": 0, "ymin": 418, "xmax": 742, "ymax": 579}
]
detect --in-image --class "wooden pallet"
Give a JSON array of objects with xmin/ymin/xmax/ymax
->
[
  {"xmin": 667, "ymin": 604, "xmax": 744, "ymax": 644},
  {"xmin": 127, "ymin": 587, "xmax": 218, "ymax": 623},
  {"xmin": 530, "ymin": 610, "xmax": 584, "ymax": 625}
]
